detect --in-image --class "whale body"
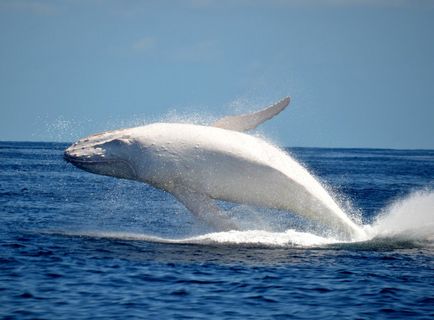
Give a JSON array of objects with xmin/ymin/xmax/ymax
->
[{"xmin": 64, "ymin": 97, "xmax": 365, "ymax": 240}]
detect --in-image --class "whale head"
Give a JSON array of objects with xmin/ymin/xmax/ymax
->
[{"xmin": 64, "ymin": 129, "xmax": 139, "ymax": 180}]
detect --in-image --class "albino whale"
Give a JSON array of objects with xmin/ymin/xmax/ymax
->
[{"xmin": 64, "ymin": 97, "xmax": 365, "ymax": 240}]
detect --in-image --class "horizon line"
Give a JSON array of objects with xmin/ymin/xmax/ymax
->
[{"xmin": 1, "ymin": 139, "xmax": 433, "ymax": 152}]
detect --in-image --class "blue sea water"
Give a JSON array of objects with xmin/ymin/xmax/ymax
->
[{"xmin": 0, "ymin": 141, "xmax": 433, "ymax": 319}]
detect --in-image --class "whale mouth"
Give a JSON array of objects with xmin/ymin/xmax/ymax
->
[
  {"xmin": 63, "ymin": 152, "xmax": 107, "ymax": 165},
  {"xmin": 63, "ymin": 140, "xmax": 108, "ymax": 165},
  {"xmin": 64, "ymin": 149, "xmax": 138, "ymax": 179}
]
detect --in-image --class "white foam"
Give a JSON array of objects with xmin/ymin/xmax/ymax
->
[
  {"xmin": 184, "ymin": 229, "xmax": 341, "ymax": 247},
  {"xmin": 61, "ymin": 229, "xmax": 341, "ymax": 248}
]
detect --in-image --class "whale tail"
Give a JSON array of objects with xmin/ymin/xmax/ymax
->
[{"xmin": 212, "ymin": 97, "xmax": 290, "ymax": 132}]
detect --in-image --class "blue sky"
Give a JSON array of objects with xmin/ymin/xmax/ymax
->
[{"xmin": 1, "ymin": 0, "xmax": 433, "ymax": 148}]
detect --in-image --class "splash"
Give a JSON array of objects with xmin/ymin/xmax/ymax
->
[
  {"xmin": 56, "ymin": 189, "xmax": 433, "ymax": 249},
  {"xmin": 367, "ymin": 190, "xmax": 434, "ymax": 242},
  {"xmin": 184, "ymin": 190, "xmax": 433, "ymax": 247}
]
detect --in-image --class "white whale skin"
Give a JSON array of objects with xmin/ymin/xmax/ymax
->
[{"xmin": 64, "ymin": 118, "xmax": 365, "ymax": 240}]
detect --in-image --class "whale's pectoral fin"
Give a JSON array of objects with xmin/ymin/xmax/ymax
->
[
  {"xmin": 211, "ymin": 96, "xmax": 290, "ymax": 132},
  {"xmin": 170, "ymin": 186, "xmax": 238, "ymax": 231}
]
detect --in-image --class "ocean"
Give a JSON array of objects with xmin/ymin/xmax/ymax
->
[{"xmin": 0, "ymin": 141, "xmax": 433, "ymax": 319}]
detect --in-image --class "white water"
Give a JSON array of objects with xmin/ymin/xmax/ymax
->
[
  {"xmin": 63, "ymin": 229, "xmax": 341, "ymax": 247},
  {"xmin": 61, "ymin": 190, "xmax": 433, "ymax": 248}
]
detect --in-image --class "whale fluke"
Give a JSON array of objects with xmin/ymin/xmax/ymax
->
[{"xmin": 212, "ymin": 97, "xmax": 290, "ymax": 132}]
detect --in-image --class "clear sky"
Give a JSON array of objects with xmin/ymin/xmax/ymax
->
[{"xmin": 1, "ymin": 0, "xmax": 433, "ymax": 149}]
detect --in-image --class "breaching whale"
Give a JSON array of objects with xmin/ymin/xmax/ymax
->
[{"xmin": 64, "ymin": 97, "xmax": 365, "ymax": 240}]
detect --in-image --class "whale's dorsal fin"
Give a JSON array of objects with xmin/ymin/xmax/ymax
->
[{"xmin": 211, "ymin": 96, "xmax": 290, "ymax": 132}]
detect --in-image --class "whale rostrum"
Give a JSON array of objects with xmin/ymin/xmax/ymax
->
[{"xmin": 64, "ymin": 97, "xmax": 366, "ymax": 240}]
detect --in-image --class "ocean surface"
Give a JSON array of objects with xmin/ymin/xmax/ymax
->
[{"xmin": 0, "ymin": 141, "xmax": 433, "ymax": 319}]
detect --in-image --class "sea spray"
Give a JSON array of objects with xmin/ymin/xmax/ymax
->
[{"xmin": 368, "ymin": 189, "xmax": 434, "ymax": 241}]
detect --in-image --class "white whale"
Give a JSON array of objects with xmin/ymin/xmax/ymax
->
[{"xmin": 64, "ymin": 97, "xmax": 365, "ymax": 240}]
